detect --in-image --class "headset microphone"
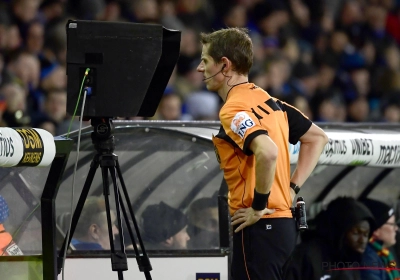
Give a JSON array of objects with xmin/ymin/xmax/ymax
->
[{"xmin": 202, "ymin": 65, "xmax": 226, "ymax": 81}]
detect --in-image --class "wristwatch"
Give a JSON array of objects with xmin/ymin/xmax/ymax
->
[{"xmin": 290, "ymin": 182, "xmax": 300, "ymax": 194}]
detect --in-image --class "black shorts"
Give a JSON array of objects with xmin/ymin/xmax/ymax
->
[{"xmin": 231, "ymin": 217, "xmax": 297, "ymax": 280}]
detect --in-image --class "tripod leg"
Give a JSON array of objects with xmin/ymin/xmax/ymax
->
[
  {"xmin": 57, "ymin": 158, "xmax": 100, "ymax": 274},
  {"xmin": 113, "ymin": 173, "xmax": 153, "ymax": 280},
  {"xmin": 117, "ymin": 185, "xmax": 155, "ymax": 280},
  {"xmin": 109, "ymin": 166, "xmax": 127, "ymax": 255},
  {"xmin": 101, "ymin": 165, "xmax": 128, "ymax": 274},
  {"xmin": 115, "ymin": 161, "xmax": 152, "ymax": 276}
]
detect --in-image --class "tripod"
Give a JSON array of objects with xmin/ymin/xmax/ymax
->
[{"xmin": 58, "ymin": 117, "xmax": 152, "ymax": 280}]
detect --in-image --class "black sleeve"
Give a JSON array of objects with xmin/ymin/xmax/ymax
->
[
  {"xmin": 278, "ymin": 101, "xmax": 312, "ymax": 144},
  {"xmin": 243, "ymin": 130, "xmax": 268, "ymax": 156}
]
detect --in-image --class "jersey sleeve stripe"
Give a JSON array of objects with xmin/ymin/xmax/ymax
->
[{"xmin": 243, "ymin": 130, "xmax": 268, "ymax": 155}]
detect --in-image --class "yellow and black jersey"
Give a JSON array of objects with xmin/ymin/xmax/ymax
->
[{"xmin": 212, "ymin": 83, "xmax": 312, "ymax": 217}]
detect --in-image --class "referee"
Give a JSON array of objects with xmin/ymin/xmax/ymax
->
[{"xmin": 197, "ymin": 27, "xmax": 328, "ymax": 280}]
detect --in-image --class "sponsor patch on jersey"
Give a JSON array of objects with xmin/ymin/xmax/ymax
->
[{"xmin": 230, "ymin": 112, "xmax": 255, "ymax": 139}]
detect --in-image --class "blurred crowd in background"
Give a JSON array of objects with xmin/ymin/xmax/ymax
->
[{"xmin": 2, "ymin": 0, "xmax": 400, "ymax": 135}]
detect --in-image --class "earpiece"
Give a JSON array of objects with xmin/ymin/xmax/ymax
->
[{"xmin": 202, "ymin": 64, "xmax": 227, "ymax": 81}]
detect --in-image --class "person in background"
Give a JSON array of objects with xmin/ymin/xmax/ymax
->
[
  {"xmin": 361, "ymin": 198, "xmax": 399, "ymax": 280},
  {"xmin": 0, "ymin": 82, "xmax": 30, "ymax": 127},
  {"xmin": 72, "ymin": 196, "xmax": 119, "ymax": 250},
  {"xmin": 155, "ymin": 91, "xmax": 182, "ymax": 120},
  {"xmin": 197, "ymin": 27, "xmax": 328, "ymax": 280},
  {"xmin": 187, "ymin": 197, "xmax": 219, "ymax": 249},
  {"xmin": 184, "ymin": 91, "xmax": 220, "ymax": 120},
  {"xmin": 140, "ymin": 202, "xmax": 190, "ymax": 250},
  {"xmin": 0, "ymin": 195, "xmax": 23, "ymax": 256},
  {"xmin": 39, "ymin": 88, "xmax": 66, "ymax": 132},
  {"xmin": 286, "ymin": 197, "xmax": 375, "ymax": 280}
]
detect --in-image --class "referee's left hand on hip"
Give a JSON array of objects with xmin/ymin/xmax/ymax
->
[{"xmin": 231, "ymin": 207, "xmax": 275, "ymax": 232}]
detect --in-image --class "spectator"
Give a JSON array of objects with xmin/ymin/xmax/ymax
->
[
  {"xmin": 159, "ymin": 0, "xmax": 185, "ymax": 31},
  {"xmin": 316, "ymin": 94, "xmax": 347, "ymax": 122},
  {"xmin": 386, "ymin": 6, "xmax": 400, "ymax": 45},
  {"xmin": 222, "ymin": 4, "xmax": 247, "ymax": 29},
  {"xmin": 72, "ymin": 196, "xmax": 119, "ymax": 250},
  {"xmin": 0, "ymin": 7, "xmax": 10, "ymax": 52},
  {"xmin": 383, "ymin": 104, "xmax": 400, "ymax": 122},
  {"xmin": 77, "ymin": 0, "xmax": 107, "ymax": 20},
  {"xmin": 96, "ymin": 0, "xmax": 124, "ymax": 22},
  {"xmin": 361, "ymin": 198, "xmax": 399, "ymax": 280},
  {"xmin": 0, "ymin": 82, "xmax": 30, "ymax": 127},
  {"xmin": 336, "ymin": 0, "xmax": 364, "ymax": 48},
  {"xmin": 40, "ymin": 65, "xmax": 66, "ymax": 93},
  {"xmin": 38, "ymin": 0, "xmax": 66, "ymax": 24},
  {"xmin": 347, "ymin": 96, "xmax": 370, "ymax": 122},
  {"xmin": 42, "ymin": 88, "xmax": 66, "ymax": 123},
  {"xmin": 175, "ymin": 55, "xmax": 204, "ymax": 100},
  {"xmin": 131, "ymin": 0, "xmax": 159, "ymax": 24},
  {"xmin": 187, "ymin": 197, "xmax": 219, "ymax": 249},
  {"xmin": 140, "ymin": 202, "xmax": 190, "ymax": 250},
  {"xmin": 363, "ymin": 4, "xmax": 394, "ymax": 64},
  {"xmin": 290, "ymin": 61, "xmax": 319, "ymax": 99},
  {"xmin": 184, "ymin": 91, "xmax": 219, "ymax": 120},
  {"xmin": 175, "ymin": 0, "xmax": 214, "ymax": 32},
  {"xmin": 42, "ymin": 19, "xmax": 67, "ymax": 66},
  {"xmin": 4, "ymin": 24, "xmax": 22, "ymax": 53},
  {"xmin": 264, "ymin": 54, "xmax": 292, "ymax": 98},
  {"xmin": 6, "ymin": 51, "xmax": 40, "ymax": 92},
  {"xmin": 0, "ymin": 53, "xmax": 13, "ymax": 88},
  {"xmin": 1, "ymin": 0, "xmax": 400, "ymax": 130},
  {"xmin": 10, "ymin": 0, "xmax": 41, "ymax": 28},
  {"xmin": 281, "ymin": 38, "xmax": 301, "ymax": 66},
  {"xmin": 32, "ymin": 87, "xmax": 82, "ymax": 135},
  {"xmin": 155, "ymin": 92, "xmax": 182, "ymax": 121},
  {"xmin": 381, "ymin": 95, "xmax": 400, "ymax": 122},
  {"xmin": 284, "ymin": 94, "xmax": 313, "ymax": 120},
  {"xmin": 252, "ymin": 0, "xmax": 290, "ymax": 38},
  {"xmin": 24, "ymin": 21, "xmax": 44, "ymax": 56},
  {"xmin": 286, "ymin": 197, "xmax": 375, "ymax": 280},
  {"xmin": 327, "ymin": 30, "xmax": 350, "ymax": 67},
  {"xmin": 376, "ymin": 44, "xmax": 400, "ymax": 96}
]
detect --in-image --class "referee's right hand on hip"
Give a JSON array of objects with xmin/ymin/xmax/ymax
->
[{"xmin": 231, "ymin": 207, "xmax": 275, "ymax": 232}]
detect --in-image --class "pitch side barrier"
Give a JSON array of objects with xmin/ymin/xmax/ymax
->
[
  {"xmin": 150, "ymin": 120, "xmax": 400, "ymax": 167},
  {"xmin": 0, "ymin": 127, "xmax": 73, "ymax": 280},
  {"xmin": 289, "ymin": 131, "xmax": 400, "ymax": 167},
  {"xmin": 0, "ymin": 127, "xmax": 56, "ymax": 167}
]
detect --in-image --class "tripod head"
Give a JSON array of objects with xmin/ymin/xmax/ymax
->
[{"xmin": 91, "ymin": 118, "xmax": 115, "ymax": 154}]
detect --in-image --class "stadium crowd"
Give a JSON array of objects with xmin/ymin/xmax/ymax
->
[{"xmin": 1, "ymin": 0, "xmax": 400, "ymax": 135}]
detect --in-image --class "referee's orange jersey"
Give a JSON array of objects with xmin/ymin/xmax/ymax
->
[{"xmin": 212, "ymin": 83, "xmax": 312, "ymax": 218}]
